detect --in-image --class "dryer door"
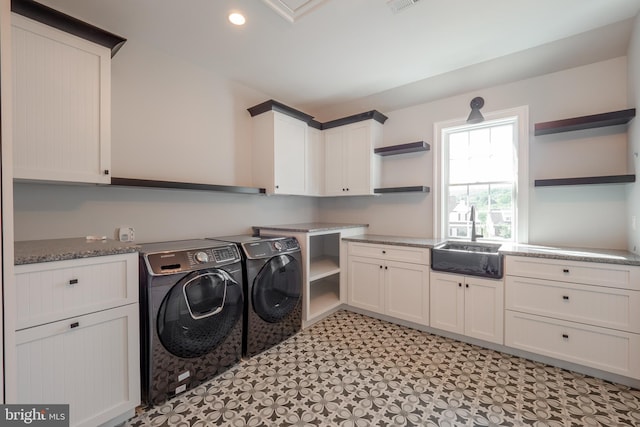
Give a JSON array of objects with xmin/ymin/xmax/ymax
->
[
  {"xmin": 253, "ymin": 254, "xmax": 302, "ymax": 323},
  {"xmin": 157, "ymin": 269, "xmax": 242, "ymax": 358}
]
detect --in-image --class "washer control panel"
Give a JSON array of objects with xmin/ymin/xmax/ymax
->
[{"xmin": 145, "ymin": 244, "xmax": 241, "ymax": 275}]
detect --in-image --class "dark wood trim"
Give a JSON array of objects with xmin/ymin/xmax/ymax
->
[
  {"xmin": 374, "ymin": 141, "xmax": 430, "ymax": 156},
  {"xmin": 247, "ymin": 99, "xmax": 389, "ymax": 129},
  {"xmin": 374, "ymin": 186, "xmax": 430, "ymax": 194},
  {"xmin": 322, "ymin": 110, "xmax": 388, "ymax": 129},
  {"xmin": 534, "ymin": 108, "xmax": 636, "ymax": 136},
  {"xmin": 247, "ymin": 99, "xmax": 314, "ymax": 123},
  {"xmin": 308, "ymin": 119, "xmax": 323, "ymax": 130},
  {"xmin": 110, "ymin": 177, "xmax": 266, "ymax": 195},
  {"xmin": 12, "ymin": 0, "xmax": 127, "ymax": 57},
  {"xmin": 534, "ymin": 174, "xmax": 636, "ymax": 187}
]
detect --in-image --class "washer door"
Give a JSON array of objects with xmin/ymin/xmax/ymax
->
[
  {"xmin": 157, "ymin": 269, "xmax": 242, "ymax": 358},
  {"xmin": 253, "ymin": 254, "xmax": 301, "ymax": 323}
]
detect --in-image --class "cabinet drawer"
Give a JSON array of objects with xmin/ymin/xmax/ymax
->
[
  {"xmin": 506, "ymin": 256, "xmax": 640, "ymax": 290},
  {"xmin": 15, "ymin": 253, "xmax": 138, "ymax": 330},
  {"xmin": 505, "ymin": 311, "xmax": 640, "ymax": 379},
  {"xmin": 348, "ymin": 242, "xmax": 429, "ymax": 264},
  {"xmin": 505, "ymin": 276, "xmax": 640, "ymax": 333}
]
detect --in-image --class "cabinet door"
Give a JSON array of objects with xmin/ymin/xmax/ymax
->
[
  {"xmin": 274, "ymin": 113, "xmax": 307, "ymax": 195},
  {"xmin": 348, "ymin": 256, "xmax": 384, "ymax": 313},
  {"xmin": 344, "ymin": 123, "xmax": 372, "ymax": 195},
  {"xmin": 324, "ymin": 128, "xmax": 345, "ymax": 196},
  {"xmin": 12, "ymin": 14, "xmax": 111, "ymax": 184},
  {"xmin": 384, "ymin": 261, "xmax": 429, "ymax": 325},
  {"xmin": 464, "ymin": 277, "xmax": 504, "ymax": 344},
  {"xmin": 15, "ymin": 304, "xmax": 140, "ymax": 427},
  {"xmin": 306, "ymin": 127, "xmax": 324, "ymax": 196},
  {"xmin": 429, "ymin": 272, "xmax": 464, "ymax": 334}
]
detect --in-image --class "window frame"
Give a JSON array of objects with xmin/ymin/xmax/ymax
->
[{"xmin": 433, "ymin": 105, "xmax": 529, "ymax": 243}]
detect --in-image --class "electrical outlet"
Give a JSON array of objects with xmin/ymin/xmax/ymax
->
[
  {"xmin": 633, "ymin": 216, "xmax": 637, "ymax": 231},
  {"xmin": 118, "ymin": 226, "xmax": 135, "ymax": 242}
]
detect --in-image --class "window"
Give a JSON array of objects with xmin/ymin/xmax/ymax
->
[{"xmin": 434, "ymin": 106, "xmax": 529, "ymax": 243}]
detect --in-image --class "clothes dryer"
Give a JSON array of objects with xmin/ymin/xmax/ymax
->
[
  {"xmin": 209, "ymin": 235, "xmax": 302, "ymax": 357},
  {"xmin": 139, "ymin": 239, "xmax": 243, "ymax": 405}
]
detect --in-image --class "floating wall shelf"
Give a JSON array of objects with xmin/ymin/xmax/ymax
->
[
  {"xmin": 534, "ymin": 108, "xmax": 636, "ymax": 136},
  {"xmin": 374, "ymin": 186, "xmax": 430, "ymax": 194},
  {"xmin": 534, "ymin": 174, "xmax": 636, "ymax": 187},
  {"xmin": 374, "ymin": 141, "xmax": 430, "ymax": 156},
  {"xmin": 110, "ymin": 177, "xmax": 266, "ymax": 195}
]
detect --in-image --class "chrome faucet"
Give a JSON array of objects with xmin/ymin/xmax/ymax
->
[{"xmin": 470, "ymin": 205, "xmax": 483, "ymax": 242}]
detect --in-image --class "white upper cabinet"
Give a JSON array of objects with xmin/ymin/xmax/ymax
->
[
  {"xmin": 248, "ymin": 101, "xmax": 314, "ymax": 195},
  {"xmin": 248, "ymin": 100, "xmax": 387, "ymax": 196},
  {"xmin": 12, "ymin": 14, "xmax": 115, "ymax": 184},
  {"xmin": 250, "ymin": 110, "xmax": 309, "ymax": 195},
  {"xmin": 324, "ymin": 120, "xmax": 382, "ymax": 196}
]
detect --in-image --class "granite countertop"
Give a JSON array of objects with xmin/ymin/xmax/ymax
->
[
  {"xmin": 342, "ymin": 234, "xmax": 441, "ymax": 248},
  {"xmin": 253, "ymin": 222, "xmax": 369, "ymax": 233},
  {"xmin": 340, "ymin": 234, "xmax": 640, "ymax": 266},
  {"xmin": 15, "ymin": 237, "xmax": 139, "ymax": 265},
  {"xmin": 499, "ymin": 243, "xmax": 640, "ymax": 266}
]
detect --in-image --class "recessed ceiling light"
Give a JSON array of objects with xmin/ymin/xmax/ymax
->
[{"xmin": 228, "ymin": 12, "xmax": 246, "ymax": 26}]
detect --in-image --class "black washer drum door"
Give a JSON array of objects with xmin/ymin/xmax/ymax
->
[
  {"xmin": 253, "ymin": 254, "xmax": 301, "ymax": 323},
  {"xmin": 157, "ymin": 270, "xmax": 243, "ymax": 358}
]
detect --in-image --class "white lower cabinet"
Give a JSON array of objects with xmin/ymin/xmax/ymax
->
[
  {"xmin": 505, "ymin": 255, "xmax": 640, "ymax": 379},
  {"xmin": 430, "ymin": 271, "xmax": 504, "ymax": 345},
  {"xmin": 16, "ymin": 304, "xmax": 139, "ymax": 427},
  {"xmin": 348, "ymin": 243, "xmax": 429, "ymax": 325},
  {"xmin": 505, "ymin": 311, "xmax": 640, "ymax": 378},
  {"xmin": 13, "ymin": 253, "xmax": 140, "ymax": 427}
]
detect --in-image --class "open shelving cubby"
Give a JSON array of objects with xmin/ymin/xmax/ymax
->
[
  {"xmin": 308, "ymin": 233, "xmax": 342, "ymax": 319},
  {"xmin": 533, "ymin": 108, "xmax": 636, "ymax": 187}
]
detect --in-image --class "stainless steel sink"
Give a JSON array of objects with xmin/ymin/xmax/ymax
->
[{"xmin": 431, "ymin": 241, "xmax": 504, "ymax": 278}]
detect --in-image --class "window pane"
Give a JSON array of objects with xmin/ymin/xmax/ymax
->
[
  {"xmin": 444, "ymin": 119, "xmax": 517, "ymax": 241},
  {"xmin": 447, "ymin": 185, "xmax": 469, "ymax": 238},
  {"xmin": 489, "ymin": 184, "xmax": 514, "ymax": 240}
]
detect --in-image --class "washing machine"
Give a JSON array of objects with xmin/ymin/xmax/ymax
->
[
  {"xmin": 209, "ymin": 235, "xmax": 302, "ymax": 358},
  {"xmin": 139, "ymin": 239, "xmax": 243, "ymax": 406}
]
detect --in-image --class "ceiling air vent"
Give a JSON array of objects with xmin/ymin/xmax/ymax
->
[{"xmin": 387, "ymin": 0, "xmax": 420, "ymax": 14}]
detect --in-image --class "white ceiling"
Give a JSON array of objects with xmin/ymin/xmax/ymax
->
[{"xmin": 39, "ymin": 0, "xmax": 640, "ymax": 120}]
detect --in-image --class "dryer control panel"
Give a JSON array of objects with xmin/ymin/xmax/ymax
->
[{"xmin": 242, "ymin": 237, "xmax": 300, "ymax": 260}]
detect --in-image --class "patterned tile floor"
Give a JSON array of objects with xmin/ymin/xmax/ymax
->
[{"xmin": 126, "ymin": 310, "xmax": 640, "ymax": 426}]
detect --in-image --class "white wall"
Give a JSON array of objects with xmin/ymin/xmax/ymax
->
[
  {"xmin": 13, "ymin": 183, "xmax": 317, "ymax": 243},
  {"xmin": 110, "ymin": 39, "xmax": 260, "ymax": 186},
  {"xmin": 13, "ymin": 38, "xmax": 318, "ymax": 243},
  {"xmin": 628, "ymin": 13, "xmax": 640, "ymax": 255},
  {"xmin": 320, "ymin": 57, "xmax": 630, "ymax": 249}
]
